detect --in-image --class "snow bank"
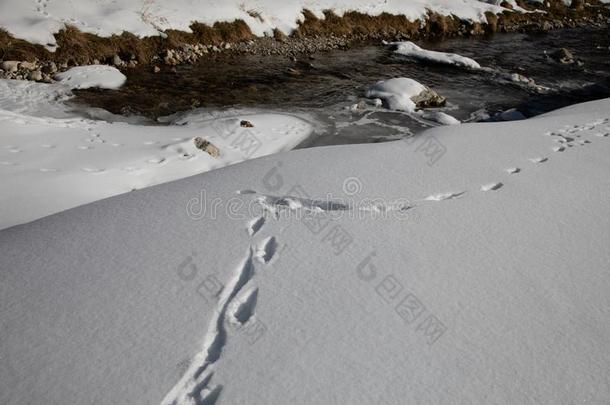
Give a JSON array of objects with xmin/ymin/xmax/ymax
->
[
  {"xmin": 0, "ymin": 79, "xmax": 314, "ymax": 229},
  {"xmin": 390, "ymin": 41, "xmax": 481, "ymax": 69},
  {"xmin": 0, "ymin": 0, "xmax": 509, "ymax": 48},
  {"xmin": 2, "ymin": 97, "xmax": 610, "ymax": 404},
  {"xmin": 365, "ymin": 78, "xmax": 427, "ymax": 112},
  {"xmin": 54, "ymin": 65, "xmax": 127, "ymax": 89}
]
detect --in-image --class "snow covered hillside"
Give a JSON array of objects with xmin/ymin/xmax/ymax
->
[
  {"xmin": 1, "ymin": 98, "xmax": 609, "ymax": 404},
  {"xmin": 0, "ymin": 0, "xmax": 514, "ymax": 47}
]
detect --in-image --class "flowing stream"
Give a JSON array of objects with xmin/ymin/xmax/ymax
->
[{"xmin": 74, "ymin": 26, "xmax": 610, "ymax": 147}]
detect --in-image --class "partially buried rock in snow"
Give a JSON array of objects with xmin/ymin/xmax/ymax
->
[
  {"xmin": 240, "ymin": 120, "xmax": 254, "ymax": 128},
  {"xmin": 365, "ymin": 77, "xmax": 445, "ymax": 111},
  {"xmin": 194, "ymin": 137, "xmax": 220, "ymax": 157}
]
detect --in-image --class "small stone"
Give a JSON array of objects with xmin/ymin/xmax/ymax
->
[
  {"xmin": 19, "ymin": 61, "xmax": 37, "ymax": 71},
  {"xmin": 1, "ymin": 61, "xmax": 19, "ymax": 73},
  {"xmin": 411, "ymin": 87, "xmax": 446, "ymax": 108},
  {"xmin": 28, "ymin": 70, "xmax": 43, "ymax": 81},
  {"xmin": 42, "ymin": 61, "xmax": 58, "ymax": 74},
  {"xmin": 112, "ymin": 54, "xmax": 123, "ymax": 67},
  {"xmin": 194, "ymin": 137, "xmax": 220, "ymax": 158},
  {"xmin": 240, "ymin": 120, "xmax": 254, "ymax": 128},
  {"xmin": 153, "ymin": 66, "xmax": 161, "ymax": 73}
]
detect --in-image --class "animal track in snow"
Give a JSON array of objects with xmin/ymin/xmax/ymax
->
[
  {"xmin": 594, "ymin": 133, "xmax": 608, "ymax": 137},
  {"xmin": 529, "ymin": 157, "xmax": 548, "ymax": 164},
  {"xmin": 256, "ymin": 236, "xmax": 277, "ymax": 264},
  {"xmin": 481, "ymin": 182, "xmax": 503, "ymax": 192},
  {"xmin": 256, "ymin": 194, "xmax": 411, "ymax": 218},
  {"xmin": 424, "ymin": 191, "xmax": 466, "ymax": 201},
  {"xmin": 553, "ymin": 146, "xmax": 565, "ymax": 153},
  {"xmin": 257, "ymin": 195, "xmax": 349, "ymax": 213},
  {"xmin": 236, "ymin": 189, "xmax": 257, "ymax": 195},
  {"xmin": 35, "ymin": 0, "xmax": 50, "ymax": 16},
  {"xmin": 163, "ymin": 248, "xmax": 256, "ymax": 404},
  {"xmin": 146, "ymin": 157, "xmax": 166, "ymax": 164},
  {"xmin": 247, "ymin": 216, "xmax": 265, "ymax": 236},
  {"xmin": 506, "ymin": 167, "xmax": 520, "ymax": 174},
  {"xmin": 228, "ymin": 286, "xmax": 259, "ymax": 325}
]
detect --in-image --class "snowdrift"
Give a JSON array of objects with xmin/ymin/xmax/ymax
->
[{"xmin": 1, "ymin": 98, "xmax": 610, "ymax": 404}]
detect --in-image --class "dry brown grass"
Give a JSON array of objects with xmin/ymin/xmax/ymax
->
[
  {"xmin": 0, "ymin": 28, "xmax": 50, "ymax": 61},
  {"xmin": 1, "ymin": 19, "xmax": 254, "ymax": 65},
  {"xmin": 293, "ymin": 9, "xmax": 422, "ymax": 38}
]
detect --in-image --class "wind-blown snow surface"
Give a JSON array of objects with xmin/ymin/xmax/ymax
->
[
  {"xmin": 2, "ymin": 98, "xmax": 610, "ymax": 404},
  {"xmin": 0, "ymin": 0, "xmax": 511, "ymax": 47},
  {"xmin": 0, "ymin": 78, "xmax": 313, "ymax": 229}
]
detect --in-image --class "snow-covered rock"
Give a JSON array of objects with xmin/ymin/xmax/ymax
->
[
  {"xmin": 54, "ymin": 65, "xmax": 127, "ymax": 89},
  {"xmin": 390, "ymin": 41, "xmax": 481, "ymax": 69},
  {"xmin": 365, "ymin": 77, "xmax": 446, "ymax": 112}
]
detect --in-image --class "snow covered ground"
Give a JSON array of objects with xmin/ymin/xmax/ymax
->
[
  {"xmin": 0, "ymin": 75, "xmax": 314, "ymax": 229},
  {"xmin": 0, "ymin": 0, "xmax": 516, "ymax": 48},
  {"xmin": 1, "ymin": 96, "xmax": 609, "ymax": 404}
]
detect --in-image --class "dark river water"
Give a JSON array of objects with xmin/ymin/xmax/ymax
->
[{"xmin": 74, "ymin": 26, "xmax": 610, "ymax": 147}]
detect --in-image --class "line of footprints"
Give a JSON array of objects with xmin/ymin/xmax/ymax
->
[
  {"xmin": 166, "ymin": 117, "xmax": 609, "ymax": 404},
  {"xmin": 426, "ymin": 117, "xmax": 609, "ymax": 202},
  {"xmin": 165, "ymin": 211, "xmax": 277, "ymax": 405}
]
